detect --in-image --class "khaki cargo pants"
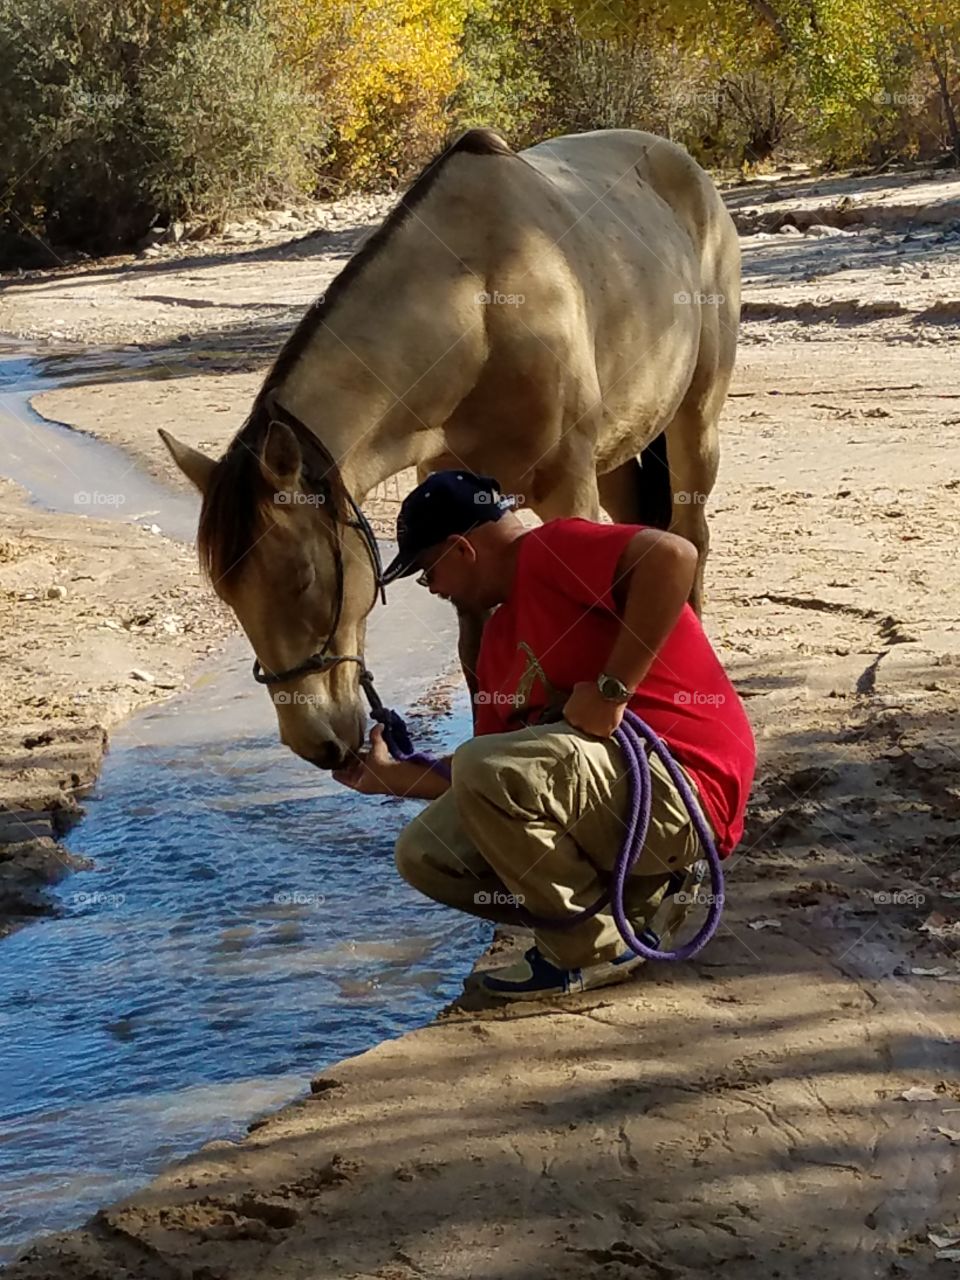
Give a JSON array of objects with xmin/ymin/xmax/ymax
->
[{"xmin": 394, "ymin": 718, "xmax": 713, "ymax": 969}]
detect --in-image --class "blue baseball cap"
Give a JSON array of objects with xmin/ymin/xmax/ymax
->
[{"xmin": 381, "ymin": 470, "xmax": 515, "ymax": 585}]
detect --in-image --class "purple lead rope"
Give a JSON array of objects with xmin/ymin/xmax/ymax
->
[{"xmin": 373, "ymin": 702, "xmax": 724, "ymax": 962}]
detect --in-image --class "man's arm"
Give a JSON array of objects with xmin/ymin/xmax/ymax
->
[
  {"xmin": 603, "ymin": 528, "xmax": 699, "ymax": 688},
  {"xmin": 562, "ymin": 528, "xmax": 698, "ymax": 738}
]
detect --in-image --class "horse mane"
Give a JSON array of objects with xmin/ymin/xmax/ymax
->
[{"xmin": 197, "ymin": 127, "xmax": 516, "ymax": 587}]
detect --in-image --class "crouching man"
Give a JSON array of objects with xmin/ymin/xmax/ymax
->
[{"xmin": 333, "ymin": 471, "xmax": 756, "ymax": 1000}]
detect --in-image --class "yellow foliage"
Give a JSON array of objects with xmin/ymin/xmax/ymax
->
[{"xmin": 269, "ymin": 0, "xmax": 471, "ymax": 185}]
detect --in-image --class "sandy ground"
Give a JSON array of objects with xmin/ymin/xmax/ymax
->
[{"xmin": 2, "ymin": 167, "xmax": 960, "ymax": 1276}]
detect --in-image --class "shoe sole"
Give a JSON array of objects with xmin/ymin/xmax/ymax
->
[{"xmin": 481, "ymin": 958, "xmax": 642, "ymax": 1002}]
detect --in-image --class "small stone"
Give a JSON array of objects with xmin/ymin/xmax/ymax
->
[
  {"xmin": 805, "ymin": 223, "xmax": 852, "ymax": 238},
  {"xmin": 46, "ymin": 584, "xmax": 67, "ymax": 600},
  {"xmin": 130, "ymin": 668, "xmax": 155, "ymax": 684}
]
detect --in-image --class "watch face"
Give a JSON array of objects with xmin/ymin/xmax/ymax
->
[{"xmin": 599, "ymin": 674, "xmax": 629, "ymax": 701}]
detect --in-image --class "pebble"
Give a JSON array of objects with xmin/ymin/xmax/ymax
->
[
  {"xmin": 46, "ymin": 585, "xmax": 67, "ymax": 601},
  {"xmin": 130, "ymin": 668, "xmax": 155, "ymax": 683},
  {"xmin": 806, "ymin": 224, "xmax": 854, "ymax": 238}
]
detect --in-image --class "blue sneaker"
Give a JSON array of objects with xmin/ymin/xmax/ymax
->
[{"xmin": 480, "ymin": 944, "xmax": 645, "ymax": 1001}]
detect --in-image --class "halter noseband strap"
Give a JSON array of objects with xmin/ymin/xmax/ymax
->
[{"xmin": 251, "ymin": 398, "xmax": 386, "ymax": 692}]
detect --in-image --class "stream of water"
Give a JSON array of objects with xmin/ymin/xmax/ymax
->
[{"xmin": 0, "ymin": 348, "xmax": 482, "ymax": 1261}]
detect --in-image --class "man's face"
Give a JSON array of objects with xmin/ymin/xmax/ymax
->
[{"xmin": 416, "ymin": 535, "xmax": 477, "ymax": 609}]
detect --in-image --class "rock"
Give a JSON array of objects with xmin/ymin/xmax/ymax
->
[
  {"xmin": 46, "ymin": 585, "xmax": 67, "ymax": 601},
  {"xmin": 130, "ymin": 668, "xmax": 155, "ymax": 684},
  {"xmin": 778, "ymin": 224, "xmax": 802, "ymax": 235},
  {"xmin": 164, "ymin": 221, "xmax": 186, "ymax": 245},
  {"xmin": 138, "ymin": 246, "xmax": 163, "ymax": 259},
  {"xmin": 806, "ymin": 224, "xmax": 854, "ymax": 238}
]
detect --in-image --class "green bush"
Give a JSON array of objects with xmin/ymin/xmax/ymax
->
[
  {"xmin": 0, "ymin": 0, "xmax": 321, "ymax": 264},
  {"xmin": 138, "ymin": 21, "xmax": 323, "ymax": 222},
  {"xmin": 451, "ymin": 0, "xmax": 554, "ymax": 147}
]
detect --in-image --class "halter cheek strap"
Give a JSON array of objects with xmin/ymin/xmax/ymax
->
[{"xmin": 250, "ymin": 399, "xmax": 386, "ymax": 688}]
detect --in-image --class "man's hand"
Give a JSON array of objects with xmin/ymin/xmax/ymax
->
[
  {"xmin": 332, "ymin": 724, "xmax": 402, "ymax": 796},
  {"xmin": 335, "ymin": 727, "xmax": 399, "ymax": 793},
  {"xmin": 563, "ymin": 681, "xmax": 627, "ymax": 739},
  {"xmin": 332, "ymin": 724, "xmax": 452, "ymax": 800}
]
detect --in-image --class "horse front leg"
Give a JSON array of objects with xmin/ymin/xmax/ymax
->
[{"xmin": 526, "ymin": 429, "xmax": 602, "ymax": 523}]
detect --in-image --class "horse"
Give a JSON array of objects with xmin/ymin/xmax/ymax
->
[{"xmin": 160, "ymin": 126, "xmax": 741, "ymax": 770}]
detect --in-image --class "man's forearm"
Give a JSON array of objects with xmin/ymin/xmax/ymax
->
[
  {"xmin": 387, "ymin": 755, "xmax": 452, "ymax": 800},
  {"xmin": 603, "ymin": 534, "xmax": 698, "ymax": 688}
]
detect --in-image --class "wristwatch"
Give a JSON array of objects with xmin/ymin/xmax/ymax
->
[{"xmin": 596, "ymin": 672, "xmax": 632, "ymax": 703}]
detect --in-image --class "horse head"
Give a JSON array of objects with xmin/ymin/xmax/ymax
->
[{"xmin": 160, "ymin": 401, "xmax": 380, "ymax": 770}]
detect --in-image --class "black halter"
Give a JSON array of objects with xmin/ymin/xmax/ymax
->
[{"xmin": 250, "ymin": 400, "xmax": 386, "ymax": 690}]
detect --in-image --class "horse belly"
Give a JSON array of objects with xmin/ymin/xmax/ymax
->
[{"xmin": 523, "ymin": 133, "xmax": 720, "ymax": 469}]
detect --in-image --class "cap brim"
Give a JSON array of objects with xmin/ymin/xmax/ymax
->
[{"xmin": 380, "ymin": 551, "xmax": 420, "ymax": 585}]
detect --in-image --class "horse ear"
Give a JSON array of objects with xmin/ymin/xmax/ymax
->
[
  {"xmin": 259, "ymin": 420, "xmax": 302, "ymax": 491},
  {"xmin": 158, "ymin": 429, "xmax": 216, "ymax": 494}
]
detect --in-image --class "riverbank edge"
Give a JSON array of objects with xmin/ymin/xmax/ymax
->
[{"xmin": 0, "ymin": 450, "xmax": 236, "ymax": 937}]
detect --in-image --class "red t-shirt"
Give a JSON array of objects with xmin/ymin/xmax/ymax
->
[{"xmin": 473, "ymin": 517, "xmax": 756, "ymax": 855}]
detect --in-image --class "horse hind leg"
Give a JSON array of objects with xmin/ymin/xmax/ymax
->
[
  {"xmin": 662, "ymin": 401, "xmax": 720, "ymax": 617},
  {"xmin": 597, "ymin": 434, "xmax": 672, "ymax": 528},
  {"xmin": 598, "ymin": 414, "xmax": 717, "ymax": 617}
]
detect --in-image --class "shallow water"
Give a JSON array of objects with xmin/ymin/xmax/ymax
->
[
  {"xmin": 0, "ymin": 346, "xmax": 198, "ymax": 540},
  {"xmin": 0, "ymin": 349, "xmax": 482, "ymax": 1260}
]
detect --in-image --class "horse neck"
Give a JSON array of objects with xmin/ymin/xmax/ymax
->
[{"xmin": 270, "ymin": 217, "xmax": 486, "ymax": 502}]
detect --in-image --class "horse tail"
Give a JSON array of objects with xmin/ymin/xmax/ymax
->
[{"xmin": 635, "ymin": 431, "xmax": 672, "ymax": 530}]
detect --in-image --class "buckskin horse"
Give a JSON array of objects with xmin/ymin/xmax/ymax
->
[{"xmin": 160, "ymin": 127, "xmax": 741, "ymax": 769}]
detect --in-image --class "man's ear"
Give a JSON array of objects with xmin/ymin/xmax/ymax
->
[{"xmin": 455, "ymin": 533, "xmax": 478, "ymax": 565}]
